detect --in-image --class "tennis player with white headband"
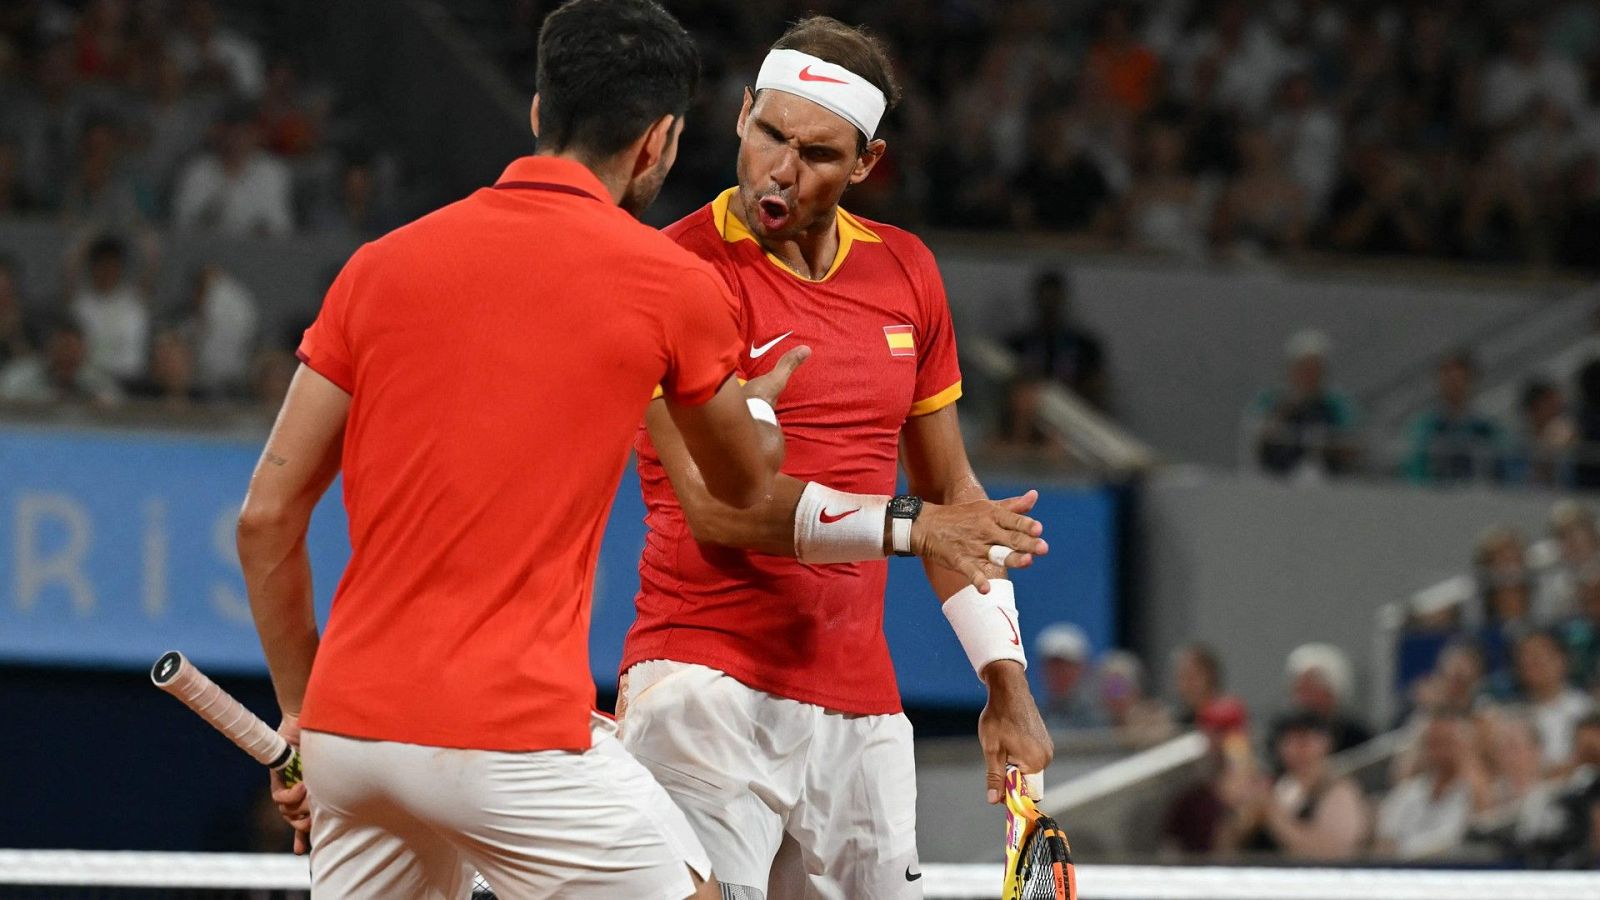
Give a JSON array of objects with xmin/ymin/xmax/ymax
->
[{"xmin": 617, "ymin": 16, "xmax": 1053, "ymax": 899}]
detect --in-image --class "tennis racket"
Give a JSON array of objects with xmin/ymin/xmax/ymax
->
[
  {"xmin": 150, "ymin": 650, "xmax": 301, "ymax": 786},
  {"xmin": 151, "ymin": 651, "xmax": 500, "ymax": 899},
  {"xmin": 1002, "ymin": 765, "xmax": 1076, "ymax": 900}
]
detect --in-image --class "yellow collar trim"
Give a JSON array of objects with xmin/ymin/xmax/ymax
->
[{"xmin": 710, "ymin": 187, "xmax": 880, "ymax": 283}]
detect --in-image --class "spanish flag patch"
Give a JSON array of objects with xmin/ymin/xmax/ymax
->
[{"xmin": 884, "ymin": 325, "xmax": 915, "ymax": 358}]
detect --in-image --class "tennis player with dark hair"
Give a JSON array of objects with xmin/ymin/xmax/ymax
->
[
  {"xmin": 618, "ymin": 16, "xmax": 1054, "ymax": 898},
  {"xmin": 238, "ymin": 1, "xmax": 792, "ymax": 896}
]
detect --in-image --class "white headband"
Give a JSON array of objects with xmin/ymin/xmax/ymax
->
[{"xmin": 754, "ymin": 48, "xmax": 887, "ymax": 139}]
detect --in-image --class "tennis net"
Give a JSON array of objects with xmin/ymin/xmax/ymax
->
[{"xmin": 4, "ymin": 851, "xmax": 1600, "ymax": 899}]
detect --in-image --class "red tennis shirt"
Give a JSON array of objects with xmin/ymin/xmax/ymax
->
[
  {"xmin": 622, "ymin": 188, "xmax": 963, "ymax": 715},
  {"xmin": 296, "ymin": 157, "xmax": 740, "ymax": 751}
]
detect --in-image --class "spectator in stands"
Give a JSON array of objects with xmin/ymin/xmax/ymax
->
[
  {"xmin": 1008, "ymin": 106, "xmax": 1115, "ymax": 234},
  {"xmin": 1212, "ymin": 125, "xmax": 1308, "ymax": 260},
  {"xmin": 1324, "ymin": 138, "xmax": 1436, "ymax": 256},
  {"xmin": 1218, "ymin": 711, "xmax": 1369, "ymax": 860},
  {"xmin": 1509, "ymin": 380, "xmax": 1577, "ymax": 488},
  {"xmin": 1574, "ymin": 360, "xmax": 1600, "ymax": 490},
  {"xmin": 1097, "ymin": 649, "xmax": 1175, "ymax": 749},
  {"xmin": 1404, "ymin": 350, "xmax": 1504, "ymax": 486},
  {"xmin": 0, "ymin": 256, "xmax": 31, "ymax": 370},
  {"xmin": 1270, "ymin": 643, "xmax": 1373, "ymax": 760},
  {"xmin": 1482, "ymin": 15, "xmax": 1585, "ymax": 128},
  {"xmin": 1475, "ymin": 527, "xmax": 1537, "ymax": 681},
  {"xmin": 1116, "ymin": 118, "xmax": 1211, "ymax": 261},
  {"xmin": 69, "ymin": 234, "xmax": 149, "ymax": 385},
  {"xmin": 257, "ymin": 60, "xmax": 325, "ymax": 159},
  {"xmin": 310, "ymin": 155, "xmax": 390, "ymax": 239},
  {"xmin": 1541, "ymin": 501, "xmax": 1600, "ymax": 620},
  {"xmin": 1374, "ymin": 711, "xmax": 1479, "ymax": 860},
  {"xmin": 1514, "ymin": 630, "xmax": 1595, "ymax": 768},
  {"xmin": 1250, "ymin": 329, "xmax": 1358, "ymax": 479},
  {"xmin": 0, "ymin": 317, "xmax": 121, "ymax": 405},
  {"xmin": 1409, "ymin": 640, "xmax": 1488, "ymax": 719},
  {"xmin": 128, "ymin": 49, "xmax": 219, "ymax": 212},
  {"xmin": 1479, "ymin": 711, "xmax": 1547, "ymax": 833},
  {"xmin": 1269, "ymin": 70, "xmax": 1341, "ymax": 218},
  {"xmin": 71, "ymin": 0, "xmax": 133, "ymax": 84},
  {"xmin": 1036, "ymin": 623, "xmax": 1102, "ymax": 731},
  {"xmin": 923, "ymin": 103, "xmax": 1012, "ymax": 230},
  {"xmin": 1173, "ymin": 642, "xmax": 1232, "ymax": 728},
  {"xmin": 4, "ymin": 38, "xmax": 87, "ymax": 212},
  {"xmin": 61, "ymin": 118, "xmax": 147, "ymax": 233},
  {"xmin": 1161, "ymin": 697, "xmax": 1254, "ymax": 857},
  {"xmin": 172, "ymin": 104, "xmax": 293, "ymax": 237},
  {"xmin": 1084, "ymin": 4, "xmax": 1160, "ymax": 119},
  {"xmin": 1516, "ymin": 713, "xmax": 1600, "ymax": 867},
  {"xmin": 128, "ymin": 328, "xmax": 202, "ymax": 408},
  {"xmin": 1558, "ymin": 572, "xmax": 1600, "ymax": 693},
  {"xmin": 176, "ymin": 264, "xmax": 257, "ymax": 397},
  {"xmin": 167, "ymin": 0, "xmax": 264, "ymax": 98},
  {"xmin": 1006, "ymin": 268, "xmax": 1107, "ymax": 409}
]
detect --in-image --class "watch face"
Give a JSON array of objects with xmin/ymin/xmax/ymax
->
[{"xmin": 889, "ymin": 495, "xmax": 923, "ymax": 519}]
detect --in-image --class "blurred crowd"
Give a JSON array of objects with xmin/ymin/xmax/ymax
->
[
  {"xmin": 0, "ymin": 0, "xmax": 401, "ymax": 414},
  {"xmin": 1039, "ymin": 615, "xmax": 1600, "ymax": 866},
  {"xmin": 1245, "ymin": 316, "xmax": 1600, "ymax": 489},
  {"xmin": 489, "ymin": 0, "xmax": 1600, "ymax": 271}
]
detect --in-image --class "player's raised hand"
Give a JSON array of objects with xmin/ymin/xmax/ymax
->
[
  {"xmin": 741, "ymin": 345, "xmax": 811, "ymax": 408},
  {"xmin": 978, "ymin": 661, "xmax": 1053, "ymax": 805},
  {"xmin": 912, "ymin": 490, "xmax": 1048, "ymax": 591}
]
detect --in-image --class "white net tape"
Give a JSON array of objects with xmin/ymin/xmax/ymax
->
[{"xmin": 3, "ymin": 852, "xmax": 1600, "ymax": 899}]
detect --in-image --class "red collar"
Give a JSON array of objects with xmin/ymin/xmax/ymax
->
[{"xmin": 493, "ymin": 156, "xmax": 611, "ymax": 203}]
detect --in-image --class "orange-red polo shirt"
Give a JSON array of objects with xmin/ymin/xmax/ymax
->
[{"xmin": 296, "ymin": 156, "xmax": 740, "ymax": 751}]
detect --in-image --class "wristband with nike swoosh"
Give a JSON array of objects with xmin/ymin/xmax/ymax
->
[
  {"xmin": 794, "ymin": 482, "xmax": 889, "ymax": 564},
  {"xmin": 943, "ymin": 580, "xmax": 1027, "ymax": 677}
]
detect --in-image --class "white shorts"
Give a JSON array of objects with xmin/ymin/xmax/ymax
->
[
  {"xmin": 301, "ymin": 714, "xmax": 711, "ymax": 900},
  {"xmin": 622, "ymin": 660, "xmax": 922, "ymax": 900}
]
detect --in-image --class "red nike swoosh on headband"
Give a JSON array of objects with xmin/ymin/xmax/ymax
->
[
  {"xmin": 798, "ymin": 65, "xmax": 849, "ymax": 84},
  {"xmin": 819, "ymin": 507, "xmax": 861, "ymax": 524},
  {"xmin": 999, "ymin": 610, "xmax": 1021, "ymax": 646}
]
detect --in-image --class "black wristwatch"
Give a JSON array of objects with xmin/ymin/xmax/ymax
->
[{"xmin": 887, "ymin": 494, "xmax": 923, "ymax": 557}]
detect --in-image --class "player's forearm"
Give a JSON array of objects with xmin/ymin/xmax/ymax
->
[
  {"xmin": 680, "ymin": 473, "xmax": 806, "ymax": 554},
  {"xmin": 238, "ymin": 514, "xmax": 319, "ymax": 716}
]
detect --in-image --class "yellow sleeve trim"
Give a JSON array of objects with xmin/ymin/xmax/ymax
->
[
  {"xmin": 908, "ymin": 381, "xmax": 962, "ymax": 417},
  {"xmin": 651, "ymin": 376, "xmax": 745, "ymax": 403}
]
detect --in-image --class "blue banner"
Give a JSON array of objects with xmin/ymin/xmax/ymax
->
[{"xmin": 0, "ymin": 427, "xmax": 1117, "ymax": 706}]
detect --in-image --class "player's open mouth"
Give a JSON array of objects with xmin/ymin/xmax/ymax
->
[{"xmin": 757, "ymin": 196, "xmax": 791, "ymax": 231}]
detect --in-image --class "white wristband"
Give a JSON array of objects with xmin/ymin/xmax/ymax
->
[
  {"xmin": 942, "ymin": 579, "xmax": 1026, "ymax": 676},
  {"xmin": 794, "ymin": 482, "xmax": 889, "ymax": 564},
  {"xmin": 747, "ymin": 397, "xmax": 778, "ymax": 426}
]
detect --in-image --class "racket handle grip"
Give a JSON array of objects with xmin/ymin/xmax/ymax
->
[{"xmin": 151, "ymin": 650, "xmax": 294, "ymax": 770}]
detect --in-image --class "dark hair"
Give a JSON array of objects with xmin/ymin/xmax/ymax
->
[
  {"xmin": 1440, "ymin": 348, "xmax": 1476, "ymax": 375},
  {"xmin": 535, "ymin": 0, "xmax": 700, "ymax": 160},
  {"xmin": 87, "ymin": 235, "xmax": 127, "ymax": 264},
  {"xmin": 1183, "ymin": 643, "xmax": 1224, "ymax": 690},
  {"xmin": 1034, "ymin": 268, "xmax": 1070, "ymax": 297},
  {"xmin": 770, "ymin": 16, "xmax": 902, "ymax": 151},
  {"xmin": 1521, "ymin": 379, "xmax": 1557, "ymax": 412},
  {"xmin": 1578, "ymin": 711, "xmax": 1600, "ymax": 732}
]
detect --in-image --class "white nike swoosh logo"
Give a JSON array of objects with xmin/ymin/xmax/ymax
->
[{"xmin": 749, "ymin": 331, "xmax": 793, "ymax": 358}]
